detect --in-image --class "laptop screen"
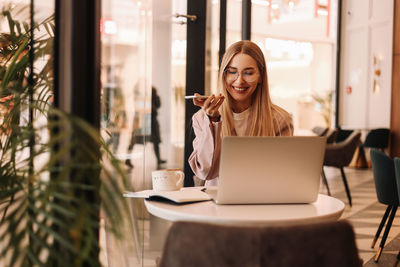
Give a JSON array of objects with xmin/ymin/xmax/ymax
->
[{"xmin": 216, "ymin": 136, "xmax": 326, "ymax": 204}]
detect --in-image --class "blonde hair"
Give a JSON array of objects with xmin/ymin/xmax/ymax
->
[{"xmin": 218, "ymin": 40, "xmax": 291, "ymax": 137}]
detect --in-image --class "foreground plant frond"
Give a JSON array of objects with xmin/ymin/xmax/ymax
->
[{"xmin": 0, "ymin": 5, "xmax": 131, "ymax": 267}]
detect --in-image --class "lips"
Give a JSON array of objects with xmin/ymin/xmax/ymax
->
[{"xmin": 232, "ymin": 86, "xmax": 248, "ymax": 93}]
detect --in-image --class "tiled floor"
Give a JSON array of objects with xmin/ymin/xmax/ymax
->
[
  {"xmin": 100, "ymin": 155, "xmax": 400, "ymax": 267},
  {"xmin": 325, "ymin": 166, "xmax": 400, "ymax": 266},
  {"xmin": 325, "ymin": 166, "xmax": 400, "ymax": 267}
]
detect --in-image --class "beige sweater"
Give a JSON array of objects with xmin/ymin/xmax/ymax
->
[{"xmin": 188, "ymin": 108, "xmax": 293, "ymax": 186}]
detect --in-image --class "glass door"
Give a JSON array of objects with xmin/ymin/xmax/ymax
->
[
  {"xmin": 100, "ymin": 0, "xmax": 192, "ymax": 266},
  {"xmin": 251, "ymin": 0, "xmax": 339, "ymax": 133},
  {"xmin": 100, "ymin": 0, "xmax": 152, "ymax": 265}
]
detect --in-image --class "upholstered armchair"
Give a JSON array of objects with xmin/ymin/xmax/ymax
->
[
  {"xmin": 319, "ymin": 128, "xmax": 338, "ymax": 195},
  {"xmin": 325, "ymin": 128, "xmax": 338, "ymax": 144},
  {"xmin": 323, "ymin": 131, "xmax": 361, "ymax": 206},
  {"xmin": 357, "ymin": 128, "xmax": 391, "ymax": 168},
  {"xmin": 335, "ymin": 128, "xmax": 354, "ymax": 143},
  {"xmin": 312, "ymin": 126, "xmax": 329, "ymax": 136},
  {"xmin": 158, "ymin": 220, "xmax": 362, "ymax": 267},
  {"xmin": 370, "ymin": 149, "xmax": 398, "ymax": 262},
  {"xmin": 362, "ymin": 128, "xmax": 390, "ymax": 152}
]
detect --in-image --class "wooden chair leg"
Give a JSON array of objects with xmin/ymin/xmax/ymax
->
[
  {"xmin": 371, "ymin": 205, "xmax": 392, "ymax": 248},
  {"xmin": 375, "ymin": 206, "xmax": 398, "ymax": 262},
  {"xmin": 340, "ymin": 167, "xmax": 352, "ymax": 206},
  {"xmin": 321, "ymin": 168, "xmax": 331, "ymax": 196}
]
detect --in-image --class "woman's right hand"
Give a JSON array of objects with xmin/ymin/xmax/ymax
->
[{"xmin": 193, "ymin": 93, "xmax": 225, "ymax": 122}]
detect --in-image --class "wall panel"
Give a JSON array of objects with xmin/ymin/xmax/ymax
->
[{"xmin": 390, "ymin": 0, "xmax": 400, "ymax": 156}]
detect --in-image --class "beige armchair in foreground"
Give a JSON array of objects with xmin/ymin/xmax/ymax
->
[{"xmin": 158, "ymin": 220, "xmax": 362, "ymax": 267}]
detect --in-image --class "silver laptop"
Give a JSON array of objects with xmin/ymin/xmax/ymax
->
[{"xmin": 210, "ymin": 136, "xmax": 326, "ymax": 204}]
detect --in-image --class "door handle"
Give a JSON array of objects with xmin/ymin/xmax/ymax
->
[{"xmin": 174, "ymin": 13, "xmax": 197, "ymax": 22}]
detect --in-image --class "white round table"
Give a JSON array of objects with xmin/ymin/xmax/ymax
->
[{"xmin": 144, "ymin": 194, "xmax": 345, "ymax": 226}]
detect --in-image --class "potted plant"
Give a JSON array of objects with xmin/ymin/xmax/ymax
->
[
  {"xmin": 311, "ymin": 90, "xmax": 333, "ymax": 128},
  {"xmin": 0, "ymin": 5, "xmax": 131, "ymax": 266}
]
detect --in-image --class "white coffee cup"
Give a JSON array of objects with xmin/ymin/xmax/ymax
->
[{"xmin": 152, "ymin": 169, "xmax": 185, "ymax": 191}]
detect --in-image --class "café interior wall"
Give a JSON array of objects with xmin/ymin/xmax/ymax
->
[
  {"xmin": 339, "ymin": 0, "xmax": 394, "ymax": 130},
  {"xmin": 339, "ymin": 87, "xmax": 392, "ymax": 130},
  {"xmin": 339, "ymin": 62, "xmax": 392, "ymax": 130}
]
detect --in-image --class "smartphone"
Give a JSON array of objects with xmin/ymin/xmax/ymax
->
[{"xmin": 184, "ymin": 95, "xmax": 209, "ymax": 100}]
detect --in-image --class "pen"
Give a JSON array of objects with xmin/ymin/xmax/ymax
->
[{"xmin": 184, "ymin": 95, "xmax": 209, "ymax": 100}]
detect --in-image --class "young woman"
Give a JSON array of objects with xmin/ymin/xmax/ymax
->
[{"xmin": 188, "ymin": 40, "xmax": 293, "ymax": 186}]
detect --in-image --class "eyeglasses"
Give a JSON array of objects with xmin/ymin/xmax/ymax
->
[{"xmin": 224, "ymin": 67, "xmax": 259, "ymax": 83}]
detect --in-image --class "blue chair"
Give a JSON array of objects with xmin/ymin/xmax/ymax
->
[{"xmin": 370, "ymin": 149, "xmax": 398, "ymax": 262}]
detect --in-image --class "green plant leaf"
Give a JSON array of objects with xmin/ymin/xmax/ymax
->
[{"xmin": 0, "ymin": 6, "xmax": 131, "ymax": 266}]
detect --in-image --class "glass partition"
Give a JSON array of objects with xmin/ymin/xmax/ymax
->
[
  {"xmin": 98, "ymin": 0, "xmax": 339, "ymax": 266},
  {"xmin": 226, "ymin": 0, "xmax": 242, "ymax": 47},
  {"xmin": 251, "ymin": 0, "xmax": 338, "ymax": 133},
  {"xmin": 100, "ymin": 0, "xmax": 153, "ymax": 265},
  {"xmin": 205, "ymin": 0, "xmax": 339, "ymax": 133},
  {"xmin": 101, "ymin": 0, "xmax": 189, "ymax": 266}
]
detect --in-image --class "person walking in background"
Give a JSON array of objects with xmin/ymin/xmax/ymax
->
[
  {"xmin": 125, "ymin": 86, "xmax": 166, "ymax": 169},
  {"xmin": 149, "ymin": 86, "xmax": 167, "ymax": 169},
  {"xmin": 188, "ymin": 40, "xmax": 293, "ymax": 186}
]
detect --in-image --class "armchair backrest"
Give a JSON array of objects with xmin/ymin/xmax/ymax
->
[
  {"xmin": 312, "ymin": 126, "xmax": 328, "ymax": 136},
  {"xmin": 370, "ymin": 149, "xmax": 398, "ymax": 205},
  {"xmin": 325, "ymin": 128, "xmax": 338, "ymax": 144},
  {"xmin": 364, "ymin": 128, "xmax": 390, "ymax": 149},
  {"xmin": 335, "ymin": 128, "xmax": 354, "ymax": 143},
  {"xmin": 159, "ymin": 220, "xmax": 362, "ymax": 267},
  {"xmin": 394, "ymin": 158, "xmax": 400, "ymax": 204},
  {"xmin": 324, "ymin": 131, "xmax": 361, "ymax": 167}
]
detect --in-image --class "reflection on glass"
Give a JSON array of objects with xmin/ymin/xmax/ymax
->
[
  {"xmin": 100, "ymin": 0, "xmax": 192, "ymax": 264},
  {"xmin": 101, "ymin": 0, "xmax": 152, "ymax": 265}
]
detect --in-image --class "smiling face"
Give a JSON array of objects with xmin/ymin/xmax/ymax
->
[{"xmin": 224, "ymin": 53, "xmax": 261, "ymax": 113}]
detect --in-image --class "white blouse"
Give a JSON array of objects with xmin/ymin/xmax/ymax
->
[{"xmin": 232, "ymin": 108, "xmax": 250, "ymax": 136}]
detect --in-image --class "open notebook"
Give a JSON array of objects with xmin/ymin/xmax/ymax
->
[{"xmin": 123, "ymin": 187, "xmax": 211, "ymax": 204}]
